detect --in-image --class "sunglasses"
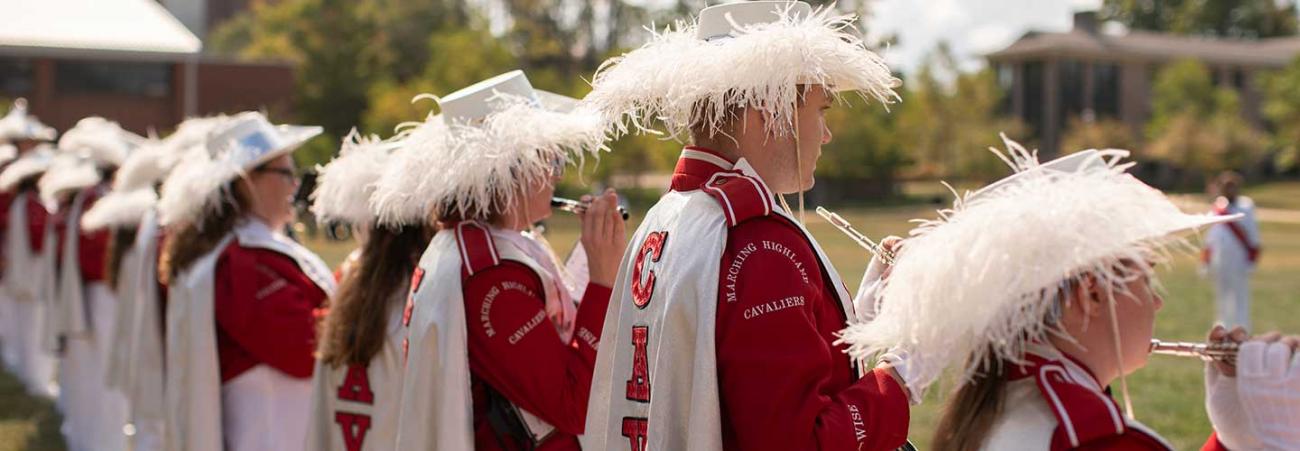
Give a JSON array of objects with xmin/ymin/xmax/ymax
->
[{"xmin": 253, "ymin": 166, "xmax": 298, "ymax": 180}]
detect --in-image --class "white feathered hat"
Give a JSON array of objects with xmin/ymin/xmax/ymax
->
[
  {"xmin": 157, "ymin": 111, "xmax": 322, "ymax": 226},
  {"xmin": 585, "ymin": 1, "xmax": 898, "ymax": 140},
  {"xmin": 310, "ymin": 130, "xmax": 400, "ymax": 225},
  {"xmin": 0, "ymin": 144, "xmax": 16, "ymax": 166},
  {"xmin": 39, "ymin": 153, "xmax": 101, "ymax": 206},
  {"xmin": 0, "ymin": 145, "xmax": 55, "ymax": 191},
  {"xmin": 837, "ymin": 136, "xmax": 1240, "ymax": 393},
  {"xmin": 0, "ymin": 98, "xmax": 56, "ymax": 143},
  {"xmin": 81, "ymin": 116, "xmax": 231, "ymax": 232},
  {"xmin": 58, "ymin": 117, "xmax": 145, "ymax": 167},
  {"xmin": 371, "ymin": 70, "xmax": 606, "ymax": 225}
]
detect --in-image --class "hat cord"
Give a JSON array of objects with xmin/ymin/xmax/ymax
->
[{"xmin": 1104, "ymin": 282, "xmax": 1136, "ymax": 419}]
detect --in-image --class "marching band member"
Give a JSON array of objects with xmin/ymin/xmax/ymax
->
[
  {"xmin": 580, "ymin": 3, "xmax": 911, "ymax": 450},
  {"xmin": 376, "ymin": 70, "xmax": 623, "ymax": 450},
  {"xmin": 83, "ymin": 116, "xmax": 221, "ymax": 451},
  {"xmin": 0, "ymin": 148, "xmax": 56, "ymax": 398},
  {"xmin": 0, "ymin": 98, "xmax": 56, "ymax": 373},
  {"xmin": 51, "ymin": 117, "xmax": 141, "ymax": 451},
  {"xmin": 39, "ymin": 151, "xmax": 104, "ymax": 449},
  {"xmin": 158, "ymin": 112, "xmax": 334, "ymax": 451},
  {"xmin": 839, "ymin": 138, "xmax": 1300, "ymax": 450},
  {"xmin": 1202, "ymin": 171, "xmax": 1261, "ymax": 331},
  {"xmin": 305, "ymin": 131, "xmax": 430, "ymax": 451}
]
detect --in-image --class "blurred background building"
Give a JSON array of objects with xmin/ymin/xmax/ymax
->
[
  {"xmin": 0, "ymin": 0, "xmax": 293, "ymax": 135},
  {"xmin": 991, "ymin": 11, "xmax": 1300, "ymax": 155}
]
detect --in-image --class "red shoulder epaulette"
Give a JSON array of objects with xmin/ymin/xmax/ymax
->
[
  {"xmin": 1009, "ymin": 354, "xmax": 1132, "ymax": 450},
  {"xmin": 454, "ymin": 221, "xmax": 501, "ymax": 277},
  {"xmin": 702, "ymin": 171, "xmax": 775, "ymax": 227}
]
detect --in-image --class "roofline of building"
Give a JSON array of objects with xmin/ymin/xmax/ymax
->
[{"xmin": 0, "ymin": 45, "xmax": 200, "ymax": 63}]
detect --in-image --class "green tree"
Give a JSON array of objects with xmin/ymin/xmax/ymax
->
[
  {"xmin": 1060, "ymin": 117, "xmax": 1139, "ymax": 153},
  {"xmin": 1258, "ymin": 56, "xmax": 1300, "ymax": 170},
  {"xmin": 1145, "ymin": 59, "xmax": 1267, "ymax": 181},
  {"xmin": 1100, "ymin": 0, "xmax": 1298, "ymax": 38},
  {"xmin": 894, "ymin": 44, "xmax": 1027, "ymax": 181}
]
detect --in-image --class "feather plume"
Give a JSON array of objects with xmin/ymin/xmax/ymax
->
[
  {"xmin": 58, "ymin": 117, "xmax": 141, "ymax": 167},
  {"xmin": 0, "ymin": 147, "xmax": 54, "ymax": 191},
  {"xmin": 81, "ymin": 188, "xmax": 158, "ymax": 231},
  {"xmin": 836, "ymin": 136, "xmax": 1234, "ymax": 393},
  {"xmin": 371, "ymin": 94, "xmax": 606, "ymax": 226},
  {"xmin": 586, "ymin": 4, "xmax": 899, "ymax": 140},
  {"xmin": 156, "ymin": 147, "xmax": 241, "ymax": 227},
  {"xmin": 310, "ymin": 130, "xmax": 399, "ymax": 225},
  {"xmin": 39, "ymin": 155, "xmax": 101, "ymax": 205}
]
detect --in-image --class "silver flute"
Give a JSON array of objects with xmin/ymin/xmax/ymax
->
[
  {"xmin": 815, "ymin": 207, "xmax": 894, "ymax": 264},
  {"xmin": 1149, "ymin": 339, "xmax": 1239, "ymax": 364},
  {"xmin": 551, "ymin": 197, "xmax": 629, "ymax": 221}
]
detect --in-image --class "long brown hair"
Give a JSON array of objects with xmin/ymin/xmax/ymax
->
[
  {"xmin": 930, "ymin": 357, "xmax": 1009, "ymax": 451},
  {"xmin": 105, "ymin": 226, "xmax": 137, "ymax": 290},
  {"xmin": 158, "ymin": 182, "xmax": 248, "ymax": 285},
  {"xmin": 317, "ymin": 223, "xmax": 431, "ymax": 367}
]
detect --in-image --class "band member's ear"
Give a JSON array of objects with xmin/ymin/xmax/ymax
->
[{"xmin": 1071, "ymin": 274, "xmax": 1105, "ymax": 319}]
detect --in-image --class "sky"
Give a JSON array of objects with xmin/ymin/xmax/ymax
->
[
  {"xmin": 864, "ymin": 0, "xmax": 1105, "ymax": 74},
  {"xmin": 624, "ymin": 0, "xmax": 1111, "ymax": 74}
]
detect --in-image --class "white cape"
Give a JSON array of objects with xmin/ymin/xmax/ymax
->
[
  {"xmin": 581, "ymin": 159, "xmax": 854, "ymax": 451},
  {"xmin": 164, "ymin": 219, "xmax": 334, "ymax": 451},
  {"xmin": 305, "ymin": 291, "xmax": 407, "ymax": 451},
  {"xmin": 394, "ymin": 223, "xmax": 560, "ymax": 450}
]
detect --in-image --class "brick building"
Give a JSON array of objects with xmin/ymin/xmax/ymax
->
[{"xmin": 0, "ymin": 0, "xmax": 294, "ymax": 135}]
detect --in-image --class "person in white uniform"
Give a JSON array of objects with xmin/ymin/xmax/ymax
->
[
  {"xmin": 305, "ymin": 131, "xmax": 432, "ymax": 451},
  {"xmin": 1202, "ymin": 171, "xmax": 1261, "ymax": 331},
  {"xmin": 157, "ymin": 112, "xmax": 335, "ymax": 451}
]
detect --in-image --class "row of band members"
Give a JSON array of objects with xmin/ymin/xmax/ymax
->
[{"xmin": 1, "ymin": 2, "xmax": 1297, "ymax": 451}]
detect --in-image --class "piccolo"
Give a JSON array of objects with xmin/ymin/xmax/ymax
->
[
  {"xmin": 1149, "ymin": 339, "xmax": 1239, "ymax": 364},
  {"xmin": 815, "ymin": 207, "xmax": 894, "ymax": 264},
  {"xmin": 551, "ymin": 197, "xmax": 630, "ymax": 220}
]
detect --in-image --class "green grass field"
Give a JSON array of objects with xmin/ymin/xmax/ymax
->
[{"xmin": 1, "ymin": 183, "xmax": 1296, "ymax": 450}]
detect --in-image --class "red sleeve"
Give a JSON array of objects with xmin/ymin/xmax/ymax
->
[
  {"xmin": 464, "ymin": 261, "xmax": 611, "ymax": 434},
  {"xmin": 77, "ymin": 189, "xmax": 109, "ymax": 281},
  {"xmin": 1201, "ymin": 433, "xmax": 1228, "ymax": 451},
  {"xmin": 213, "ymin": 245, "xmax": 327, "ymax": 379},
  {"xmin": 78, "ymin": 228, "xmax": 109, "ymax": 281},
  {"xmin": 26, "ymin": 197, "xmax": 46, "ymax": 252},
  {"xmin": 716, "ymin": 217, "xmax": 909, "ymax": 451}
]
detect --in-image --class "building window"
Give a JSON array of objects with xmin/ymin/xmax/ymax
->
[
  {"xmin": 0, "ymin": 58, "xmax": 33, "ymax": 96},
  {"xmin": 1024, "ymin": 61, "xmax": 1044, "ymax": 138},
  {"xmin": 1092, "ymin": 63, "xmax": 1120, "ymax": 118},
  {"xmin": 995, "ymin": 62, "xmax": 1015, "ymax": 114},
  {"xmin": 1059, "ymin": 59, "xmax": 1085, "ymax": 128},
  {"xmin": 55, "ymin": 60, "xmax": 171, "ymax": 98}
]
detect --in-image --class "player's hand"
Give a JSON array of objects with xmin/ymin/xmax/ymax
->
[
  {"xmin": 1204, "ymin": 325, "xmax": 1260, "ymax": 450},
  {"xmin": 579, "ymin": 188, "xmax": 627, "ymax": 288},
  {"xmin": 1234, "ymin": 332, "xmax": 1300, "ymax": 450},
  {"xmin": 854, "ymin": 236, "xmax": 902, "ymax": 322}
]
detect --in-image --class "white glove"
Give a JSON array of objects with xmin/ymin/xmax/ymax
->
[
  {"xmin": 1205, "ymin": 362, "xmax": 1264, "ymax": 450},
  {"xmin": 1236, "ymin": 341, "xmax": 1300, "ymax": 450},
  {"xmin": 877, "ymin": 349, "xmax": 924, "ymax": 405},
  {"xmin": 853, "ymin": 256, "xmax": 886, "ymax": 323},
  {"xmin": 853, "ymin": 237, "xmax": 899, "ymax": 323}
]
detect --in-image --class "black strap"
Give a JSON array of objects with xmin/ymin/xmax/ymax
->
[{"xmin": 482, "ymin": 382, "xmax": 537, "ymax": 451}]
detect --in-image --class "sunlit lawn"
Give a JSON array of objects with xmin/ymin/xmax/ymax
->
[{"xmin": 1, "ymin": 182, "xmax": 1295, "ymax": 450}]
